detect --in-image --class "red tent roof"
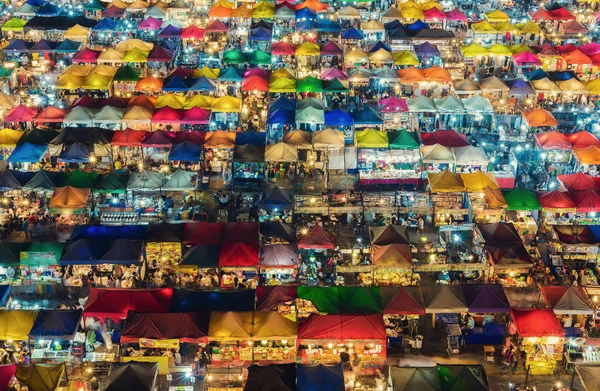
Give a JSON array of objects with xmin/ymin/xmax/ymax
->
[
  {"xmin": 554, "ymin": 225, "xmax": 598, "ymax": 244},
  {"xmin": 548, "ymin": 7, "xmax": 575, "ymax": 21},
  {"xmin": 381, "ymin": 287, "xmax": 425, "ymax": 315},
  {"xmin": 4, "ymin": 105, "xmax": 38, "ymax": 122},
  {"xmin": 556, "ymin": 43, "xmax": 578, "ymax": 54},
  {"xmin": 571, "ymin": 189, "xmax": 600, "ymax": 212},
  {"xmin": 579, "ymin": 42, "xmax": 600, "ymax": 56},
  {"xmin": 297, "ymin": 225, "xmax": 335, "ymax": 249},
  {"xmin": 181, "ymin": 25, "xmax": 206, "ymax": 39},
  {"xmin": 298, "ymin": 314, "xmax": 386, "ymax": 340},
  {"xmin": 205, "ymin": 20, "xmax": 228, "ymax": 33},
  {"xmin": 222, "ymin": 221, "xmax": 260, "ymax": 245},
  {"xmin": 181, "ymin": 107, "xmax": 211, "ymax": 124},
  {"xmin": 73, "ymin": 48, "xmax": 101, "ymax": 63},
  {"xmin": 256, "ymin": 286, "xmax": 298, "ymax": 311},
  {"xmin": 152, "ymin": 107, "xmax": 183, "ymax": 123},
  {"xmin": 142, "ymin": 131, "xmax": 175, "ymax": 147},
  {"xmin": 242, "ymin": 75, "xmax": 269, "ymax": 92},
  {"xmin": 445, "ymin": 9, "xmax": 467, "ymax": 21},
  {"xmin": 121, "ymin": 312, "xmax": 209, "ymax": 343},
  {"xmin": 272, "ymin": 41, "xmax": 297, "ymax": 56},
  {"xmin": 34, "ymin": 106, "xmax": 66, "ymax": 123},
  {"xmin": 561, "ymin": 49, "xmax": 592, "ymax": 65},
  {"xmin": 534, "ymin": 131, "xmax": 570, "ymax": 150},
  {"xmin": 530, "ymin": 8, "xmax": 552, "ymax": 20},
  {"xmin": 540, "ymin": 286, "xmax": 594, "ymax": 315},
  {"xmin": 183, "ymin": 222, "xmax": 223, "ymax": 245},
  {"xmin": 111, "ymin": 128, "xmax": 146, "ymax": 146},
  {"xmin": 423, "ymin": 7, "xmax": 447, "ymax": 21},
  {"xmin": 218, "ymin": 243, "xmax": 259, "ymax": 267},
  {"xmin": 510, "ymin": 309, "xmax": 565, "ymax": 337},
  {"xmin": 83, "ymin": 288, "xmax": 173, "ymax": 318},
  {"xmin": 171, "ymin": 131, "xmax": 205, "ymax": 144},
  {"xmin": 537, "ymin": 190, "xmax": 576, "ymax": 209},
  {"xmin": 421, "ymin": 130, "xmax": 470, "ymax": 147},
  {"xmin": 558, "ymin": 172, "xmax": 598, "ymax": 191},
  {"xmin": 72, "ymin": 94, "xmax": 101, "ymax": 109},
  {"xmin": 566, "ymin": 131, "xmax": 600, "ymax": 148}
]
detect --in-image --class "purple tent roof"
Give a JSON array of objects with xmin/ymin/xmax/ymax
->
[
  {"xmin": 321, "ymin": 67, "xmax": 348, "ymax": 81},
  {"xmin": 158, "ymin": 25, "xmax": 182, "ymax": 38},
  {"xmin": 461, "ymin": 284, "xmax": 511, "ymax": 313},
  {"xmin": 414, "ymin": 42, "xmax": 440, "ymax": 56},
  {"xmin": 148, "ymin": 46, "xmax": 174, "ymax": 62},
  {"xmin": 320, "ymin": 41, "xmax": 343, "ymax": 56},
  {"xmin": 244, "ymin": 67, "xmax": 270, "ymax": 79},
  {"xmin": 103, "ymin": 5, "xmax": 125, "ymax": 18},
  {"xmin": 139, "ymin": 17, "xmax": 162, "ymax": 31}
]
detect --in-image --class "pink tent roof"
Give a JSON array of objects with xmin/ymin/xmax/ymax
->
[
  {"xmin": 424, "ymin": 7, "xmax": 447, "ymax": 21},
  {"xmin": 513, "ymin": 51, "xmax": 541, "ymax": 65},
  {"xmin": 320, "ymin": 41, "xmax": 343, "ymax": 55},
  {"xmin": 579, "ymin": 42, "xmax": 600, "ymax": 56},
  {"xmin": 103, "ymin": 5, "xmax": 125, "ymax": 17},
  {"xmin": 4, "ymin": 104, "xmax": 38, "ymax": 122},
  {"xmin": 181, "ymin": 25, "xmax": 206, "ymax": 39},
  {"xmin": 244, "ymin": 67, "xmax": 270, "ymax": 79},
  {"xmin": 138, "ymin": 16, "xmax": 162, "ymax": 30},
  {"xmin": 148, "ymin": 47, "xmax": 174, "ymax": 62},
  {"xmin": 534, "ymin": 131, "xmax": 570, "ymax": 150},
  {"xmin": 181, "ymin": 107, "xmax": 211, "ymax": 124},
  {"xmin": 556, "ymin": 43, "xmax": 578, "ymax": 54},
  {"xmin": 272, "ymin": 41, "xmax": 296, "ymax": 56},
  {"xmin": 152, "ymin": 107, "xmax": 183, "ymax": 123},
  {"xmin": 321, "ymin": 68, "xmax": 348, "ymax": 81},
  {"xmin": 205, "ymin": 20, "xmax": 228, "ymax": 33},
  {"xmin": 530, "ymin": 8, "xmax": 552, "ymax": 20},
  {"xmin": 379, "ymin": 96, "xmax": 408, "ymax": 113},
  {"xmin": 445, "ymin": 9, "xmax": 468, "ymax": 21},
  {"xmin": 73, "ymin": 48, "xmax": 100, "ymax": 63}
]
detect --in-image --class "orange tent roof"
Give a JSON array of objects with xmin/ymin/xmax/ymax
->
[
  {"xmin": 399, "ymin": 66, "xmax": 425, "ymax": 83},
  {"xmin": 523, "ymin": 108, "xmax": 558, "ymax": 127},
  {"xmin": 422, "ymin": 66, "xmax": 452, "ymax": 83},
  {"xmin": 561, "ymin": 49, "xmax": 592, "ymax": 65},
  {"xmin": 129, "ymin": 95, "xmax": 157, "ymax": 109},
  {"xmin": 135, "ymin": 76, "xmax": 164, "ymax": 92},
  {"xmin": 49, "ymin": 186, "xmax": 90, "ymax": 210},
  {"xmin": 567, "ymin": 131, "xmax": 600, "ymax": 149},
  {"xmin": 297, "ymin": 0, "xmax": 327, "ymax": 11},
  {"xmin": 231, "ymin": 4, "xmax": 253, "ymax": 18},
  {"xmin": 34, "ymin": 106, "xmax": 67, "ymax": 123},
  {"xmin": 573, "ymin": 146, "xmax": 600, "ymax": 165},
  {"xmin": 204, "ymin": 130, "xmax": 236, "ymax": 148},
  {"xmin": 534, "ymin": 131, "xmax": 570, "ymax": 150},
  {"xmin": 208, "ymin": 4, "xmax": 233, "ymax": 17}
]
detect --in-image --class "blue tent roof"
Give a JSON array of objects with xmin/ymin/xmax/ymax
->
[
  {"xmin": 384, "ymin": 20, "xmax": 403, "ymax": 31},
  {"xmin": 236, "ymin": 131, "xmax": 266, "ymax": 146},
  {"xmin": 388, "ymin": 26, "xmax": 410, "ymax": 38},
  {"xmin": 27, "ymin": 0, "xmax": 46, "ymax": 6},
  {"xmin": 70, "ymin": 225, "xmax": 148, "ymax": 241},
  {"xmin": 54, "ymin": 39, "xmax": 81, "ymax": 53},
  {"xmin": 59, "ymin": 239, "xmax": 143, "ymax": 265},
  {"xmin": 170, "ymin": 289, "xmax": 256, "ymax": 311},
  {"xmin": 506, "ymin": 79, "xmax": 535, "ymax": 94},
  {"xmin": 406, "ymin": 20, "xmax": 430, "ymax": 30},
  {"xmin": 296, "ymin": 8, "xmax": 317, "ymax": 20},
  {"xmin": 0, "ymin": 170, "xmax": 23, "ymax": 192},
  {"xmin": 58, "ymin": 143, "xmax": 90, "ymax": 163},
  {"xmin": 4, "ymin": 39, "xmax": 32, "ymax": 53},
  {"xmin": 318, "ymin": 19, "xmax": 341, "ymax": 33},
  {"xmin": 353, "ymin": 107, "xmax": 384, "ymax": 124},
  {"xmin": 8, "ymin": 143, "xmax": 47, "ymax": 163},
  {"xmin": 218, "ymin": 66, "xmax": 243, "ymax": 82},
  {"xmin": 36, "ymin": 2, "xmax": 60, "ymax": 16},
  {"xmin": 29, "ymin": 310, "xmax": 83, "ymax": 339},
  {"xmin": 526, "ymin": 68, "xmax": 548, "ymax": 81},
  {"xmin": 325, "ymin": 109, "xmax": 353, "ymax": 127},
  {"xmin": 249, "ymin": 26, "xmax": 273, "ymax": 41},
  {"xmin": 297, "ymin": 364, "xmax": 344, "ymax": 391},
  {"xmin": 267, "ymin": 108, "xmax": 295, "ymax": 125},
  {"xmin": 549, "ymin": 71, "xmax": 576, "ymax": 81},
  {"xmin": 341, "ymin": 27, "xmax": 364, "ymax": 40},
  {"xmin": 0, "ymin": 285, "xmax": 9, "ymax": 308},
  {"xmin": 162, "ymin": 75, "xmax": 190, "ymax": 92},
  {"xmin": 269, "ymin": 96, "xmax": 296, "ymax": 111},
  {"xmin": 168, "ymin": 141, "xmax": 202, "ymax": 161},
  {"xmin": 92, "ymin": 18, "xmax": 118, "ymax": 31},
  {"xmin": 189, "ymin": 76, "xmax": 216, "ymax": 92},
  {"xmin": 157, "ymin": 25, "xmax": 182, "ymax": 39},
  {"xmin": 296, "ymin": 19, "xmax": 318, "ymax": 31},
  {"xmin": 368, "ymin": 41, "xmax": 392, "ymax": 53}
]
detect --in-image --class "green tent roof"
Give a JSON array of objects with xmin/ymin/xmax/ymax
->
[
  {"xmin": 297, "ymin": 286, "xmax": 383, "ymax": 314},
  {"xmin": 63, "ymin": 170, "xmax": 99, "ymax": 188},
  {"xmin": 0, "ymin": 242, "xmax": 26, "ymax": 266},
  {"xmin": 389, "ymin": 130, "xmax": 419, "ymax": 149},
  {"xmin": 0, "ymin": 66, "xmax": 13, "ymax": 78},
  {"xmin": 297, "ymin": 76, "xmax": 323, "ymax": 93},
  {"xmin": 222, "ymin": 49, "xmax": 246, "ymax": 64},
  {"xmin": 247, "ymin": 49, "xmax": 272, "ymax": 65},
  {"xmin": 20, "ymin": 242, "xmax": 65, "ymax": 267},
  {"xmin": 323, "ymin": 77, "xmax": 350, "ymax": 93},
  {"xmin": 502, "ymin": 187, "xmax": 542, "ymax": 211},
  {"xmin": 1, "ymin": 18, "xmax": 27, "ymax": 32},
  {"xmin": 113, "ymin": 65, "xmax": 141, "ymax": 82},
  {"xmin": 93, "ymin": 172, "xmax": 129, "ymax": 193},
  {"xmin": 84, "ymin": 0, "xmax": 105, "ymax": 11},
  {"xmin": 297, "ymin": 286, "xmax": 340, "ymax": 314}
]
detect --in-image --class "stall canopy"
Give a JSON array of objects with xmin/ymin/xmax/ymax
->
[
  {"xmin": 509, "ymin": 309, "xmax": 565, "ymax": 337},
  {"xmin": 297, "ymin": 225, "xmax": 335, "ymax": 249},
  {"xmin": 15, "ymin": 364, "xmax": 65, "ymax": 391},
  {"xmin": 29, "ymin": 310, "xmax": 83, "ymax": 340},
  {"xmin": 460, "ymin": 284, "xmax": 510, "ymax": 313},
  {"xmin": 104, "ymin": 362, "xmax": 158, "ymax": 391},
  {"xmin": 260, "ymin": 244, "xmax": 299, "ymax": 268},
  {"xmin": 256, "ymin": 286, "xmax": 298, "ymax": 312},
  {"xmin": 540, "ymin": 286, "xmax": 594, "ymax": 315},
  {"xmin": 478, "ymin": 222, "xmax": 522, "ymax": 244},
  {"xmin": 170, "ymin": 289, "xmax": 256, "ymax": 312},
  {"xmin": 120, "ymin": 312, "xmax": 209, "ymax": 343},
  {"xmin": 422, "ymin": 285, "xmax": 468, "ymax": 313},
  {"xmin": 297, "ymin": 364, "xmax": 344, "ymax": 391},
  {"xmin": 0, "ymin": 310, "xmax": 37, "ymax": 340},
  {"xmin": 260, "ymin": 186, "xmax": 293, "ymax": 210},
  {"xmin": 502, "ymin": 187, "xmax": 541, "ymax": 210},
  {"xmin": 298, "ymin": 314, "xmax": 386, "ymax": 341},
  {"xmin": 436, "ymin": 364, "xmax": 489, "ymax": 391},
  {"xmin": 297, "ymin": 286, "xmax": 382, "ymax": 314},
  {"xmin": 180, "ymin": 244, "xmax": 220, "ymax": 268},
  {"xmin": 389, "ymin": 367, "xmax": 441, "ymax": 391},
  {"xmin": 244, "ymin": 364, "xmax": 296, "ymax": 391},
  {"xmin": 380, "ymin": 287, "xmax": 426, "ymax": 315},
  {"xmin": 208, "ymin": 311, "xmax": 253, "ymax": 340},
  {"xmin": 370, "ymin": 225, "xmax": 409, "ymax": 245},
  {"xmin": 83, "ymin": 288, "xmax": 173, "ymax": 318},
  {"xmin": 0, "ymin": 364, "xmax": 16, "ymax": 391},
  {"xmin": 575, "ymin": 364, "xmax": 600, "ymax": 391},
  {"xmin": 260, "ymin": 221, "xmax": 296, "ymax": 243}
]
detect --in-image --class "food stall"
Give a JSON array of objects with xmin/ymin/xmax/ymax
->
[
  {"xmin": 552, "ymin": 225, "xmax": 599, "ymax": 268},
  {"xmin": 380, "ymin": 287, "xmax": 426, "ymax": 348},
  {"xmin": 0, "ymin": 310, "xmax": 36, "ymax": 353},
  {"xmin": 29, "ymin": 310, "xmax": 83, "ymax": 364},
  {"xmin": 145, "ymin": 223, "xmax": 185, "ymax": 266},
  {"xmin": 427, "ymin": 171, "xmax": 469, "ymax": 226},
  {"xmin": 462, "ymin": 172, "xmax": 506, "ymax": 224},
  {"xmin": 259, "ymin": 244, "xmax": 299, "ymax": 286},
  {"xmin": 0, "ymin": 242, "xmax": 64, "ymax": 286},
  {"xmin": 510, "ymin": 308, "xmax": 566, "ymax": 375},
  {"xmin": 502, "ymin": 187, "xmax": 541, "ymax": 241},
  {"xmin": 251, "ymin": 311, "xmax": 297, "ymax": 364},
  {"xmin": 207, "ymin": 311, "xmax": 254, "ymax": 367},
  {"xmin": 371, "ymin": 244, "xmax": 415, "ymax": 286}
]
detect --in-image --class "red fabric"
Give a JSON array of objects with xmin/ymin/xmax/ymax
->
[
  {"xmin": 298, "ymin": 314, "xmax": 386, "ymax": 340},
  {"xmin": 540, "ymin": 286, "xmax": 589, "ymax": 309},
  {"xmin": 537, "ymin": 190, "xmax": 576, "ymax": 209},
  {"xmin": 558, "ymin": 172, "xmax": 598, "ymax": 191},
  {"xmin": 152, "ymin": 107, "xmax": 183, "ymax": 123},
  {"xmin": 218, "ymin": 243, "xmax": 259, "ymax": 267},
  {"xmin": 421, "ymin": 130, "xmax": 469, "ymax": 147},
  {"xmin": 383, "ymin": 288, "xmax": 425, "ymax": 315},
  {"xmin": 242, "ymin": 75, "xmax": 269, "ymax": 92},
  {"xmin": 84, "ymin": 288, "xmax": 174, "ymax": 318},
  {"xmin": 445, "ymin": 9, "xmax": 468, "ymax": 21},
  {"xmin": 169, "ymin": 67, "xmax": 195, "ymax": 79},
  {"xmin": 423, "ymin": 7, "xmax": 447, "ymax": 21},
  {"xmin": 530, "ymin": 8, "xmax": 552, "ymax": 20},
  {"xmin": 181, "ymin": 107, "xmax": 211, "ymax": 124},
  {"xmin": 184, "ymin": 222, "xmax": 223, "ymax": 245},
  {"xmin": 548, "ymin": 7, "xmax": 575, "ymax": 21},
  {"xmin": 495, "ymin": 177, "xmax": 515, "ymax": 189},
  {"xmin": 142, "ymin": 131, "xmax": 175, "ymax": 147},
  {"xmin": 4, "ymin": 105, "xmax": 38, "ymax": 122},
  {"xmin": 34, "ymin": 106, "xmax": 66, "ymax": 123},
  {"xmin": 297, "ymin": 225, "xmax": 335, "ymax": 249},
  {"xmin": 510, "ymin": 309, "xmax": 565, "ymax": 337},
  {"xmin": 256, "ymin": 286, "xmax": 298, "ymax": 311},
  {"xmin": 205, "ymin": 20, "xmax": 228, "ymax": 32},
  {"xmin": 567, "ymin": 131, "xmax": 600, "ymax": 149},
  {"xmin": 221, "ymin": 221, "xmax": 260, "ymax": 245},
  {"xmin": 570, "ymin": 189, "xmax": 600, "ymax": 212},
  {"xmin": 561, "ymin": 49, "xmax": 592, "ymax": 65},
  {"xmin": 171, "ymin": 131, "xmax": 206, "ymax": 144},
  {"xmin": 120, "ymin": 312, "xmax": 209, "ymax": 343},
  {"xmin": 534, "ymin": 131, "xmax": 570, "ymax": 150},
  {"xmin": 372, "ymin": 244, "xmax": 412, "ymax": 265},
  {"xmin": 0, "ymin": 364, "xmax": 16, "ymax": 391},
  {"xmin": 272, "ymin": 42, "xmax": 297, "ymax": 56},
  {"xmin": 111, "ymin": 128, "xmax": 146, "ymax": 146},
  {"xmin": 73, "ymin": 48, "xmax": 100, "ymax": 63},
  {"xmin": 379, "ymin": 97, "xmax": 408, "ymax": 113},
  {"xmin": 181, "ymin": 25, "xmax": 206, "ymax": 39},
  {"xmin": 72, "ymin": 94, "xmax": 101, "ymax": 109},
  {"xmin": 553, "ymin": 225, "xmax": 597, "ymax": 244}
]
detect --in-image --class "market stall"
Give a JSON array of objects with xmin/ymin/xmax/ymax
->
[
  {"xmin": 29, "ymin": 309, "xmax": 83, "ymax": 364},
  {"xmin": 259, "ymin": 244, "xmax": 299, "ymax": 286},
  {"xmin": 427, "ymin": 171, "xmax": 469, "ymax": 226}
]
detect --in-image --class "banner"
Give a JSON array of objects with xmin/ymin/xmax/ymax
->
[{"xmin": 139, "ymin": 338, "xmax": 179, "ymax": 349}]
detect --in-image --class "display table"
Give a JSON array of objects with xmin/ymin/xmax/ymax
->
[{"xmin": 359, "ymin": 178, "xmax": 420, "ymax": 186}]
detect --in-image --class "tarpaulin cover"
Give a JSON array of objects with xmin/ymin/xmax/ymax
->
[
  {"xmin": 573, "ymin": 145, "xmax": 600, "ymax": 165},
  {"xmin": 252, "ymin": 311, "xmax": 297, "ymax": 339},
  {"xmin": 298, "ymin": 314, "xmax": 386, "ymax": 340},
  {"xmin": 221, "ymin": 221, "xmax": 259, "ymax": 245},
  {"xmin": 104, "ymin": 362, "xmax": 158, "ymax": 391},
  {"xmin": 0, "ymin": 310, "xmax": 36, "ymax": 340},
  {"xmin": 369, "ymin": 225, "xmax": 409, "ymax": 245},
  {"xmin": 534, "ymin": 131, "xmax": 570, "ymax": 150},
  {"xmin": 428, "ymin": 171, "xmax": 466, "ymax": 193},
  {"xmin": 260, "ymin": 244, "xmax": 299, "ymax": 268},
  {"xmin": 170, "ymin": 289, "xmax": 256, "ymax": 312},
  {"xmin": 218, "ymin": 243, "xmax": 259, "ymax": 267},
  {"xmin": 324, "ymin": 109, "xmax": 353, "ymax": 127},
  {"xmin": 509, "ymin": 308, "xmax": 565, "ymax": 337},
  {"xmin": 128, "ymin": 169, "xmax": 166, "ymax": 190},
  {"xmin": 256, "ymin": 286, "xmax": 297, "ymax": 311},
  {"xmin": 260, "ymin": 221, "xmax": 296, "ymax": 243},
  {"xmin": 244, "ymin": 364, "xmax": 296, "ymax": 391},
  {"xmin": 421, "ymin": 130, "xmax": 469, "ymax": 147},
  {"xmin": 504, "ymin": 287, "xmax": 546, "ymax": 309},
  {"xmin": 297, "ymin": 286, "xmax": 382, "ymax": 314},
  {"xmin": 486, "ymin": 244, "xmax": 532, "ymax": 267},
  {"xmin": 9, "ymin": 143, "xmax": 47, "ymax": 163},
  {"xmin": 575, "ymin": 364, "xmax": 600, "ymax": 391},
  {"xmin": 502, "ymin": 187, "xmax": 541, "ymax": 210},
  {"xmin": 538, "ymin": 190, "xmax": 576, "ymax": 210},
  {"xmin": 297, "ymin": 224, "xmax": 335, "ymax": 249},
  {"xmin": 15, "ymin": 364, "xmax": 65, "ymax": 391},
  {"xmin": 49, "ymin": 186, "xmax": 89, "ymax": 211},
  {"xmin": 554, "ymin": 225, "xmax": 598, "ymax": 245},
  {"xmin": 389, "ymin": 366, "xmax": 441, "ymax": 391},
  {"xmin": 70, "ymin": 225, "xmax": 147, "ymax": 241},
  {"xmin": 29, "ymin": 309, "xmax": 83, "ymax": 339},
  {"xmin": 460, "ymin": 284, "xmax": 510, "ymax": 313},
  {"xmin": 120, "ymin": 311, "xmax": 209, "ymax": 343},
  {"xmin": 59, "ymin": 239, "xmax": 143, "ymax": 265},
  {"xmin": 380, "ymin": 287, "xmax": 425, "ymax": 315},
  {"xmin": 168, "ymin": 141, "xmax": 202, "ymax": 161},
  {"xmin": 236, "ymin": 131, "xmax": 266, "ymax": 146},
  {"xmin": 180, "ymin": 244, "xmax": 220, "ymax": 268},
  {"xmin": 558, "ymin": 172, "xmax": 598, "ymax": 191},
  {"xmin": 297, "ymin": 286, "xmax": 340, "ymax": 314},
  {"xmin": 83, "ymin": 288, "xmax": 173, "ymax": 318},
  {"xmin": 182, "ymin": 222, "xmax": 222, "ymax": 246},
  {"xmin": 477, "ymin": 222, "xmax": 522, "ymax": 244},
  {"xmin": 540, "ymin": 286, "xmax": 594, "ymax": 314},
  {"xmin": 572, "ymin": 189, "xmax": 600, "ymax": 212},
  {"xmin": 208, "ymin": 311, "xmax": 253, "ymax": 340},
  {"xmin": 372, "ymin": 244, "xmax": 412, "ymax": 267},
  {"xmin": 422, "ymin": 285, "xmax": 468, "ymax": 313},
  {"xmin": 297, "ymin": 364, "xmax": 344, "ymax": 391},
  {"xmin": 146, "ymin": 222, "xmax": 185, "ymax": 242},
  {"xmin": 436, "ymin": 365, "xmax": 489, "ymax": 391}
]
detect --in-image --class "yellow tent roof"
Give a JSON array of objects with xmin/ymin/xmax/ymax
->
[
  {"xmin": 212, "ymin": 96, "xmax": 242, "ymax": 112},
  {"xmin": 49, "ymin": 186, "xmax": 90, "ymax": 210},
  {"xmin": 231, "ymin": 4, "xmax": 253, "ymax": 18},
  {"xmin": 1, "ymin": 18, "xmax": 26, "ymax": 32},
  {"xmin": 369, "ymin": 48, "xmax": 394, "ymax": 64},
  {"xmin": 252, "ymin": 1, "xmax": 275, "ymax": 18},
  {"xmin": 97, "ymin": 48, "xmax": 124, "ymax": 63},
  {"xmin": 344, "ymin": 48, "xmax": 369, "ymax": 63},
  {"xmin": 112, "ymin": 0, "xmax": 129, "ymax": 8},
  {"xmin": 0, "ymin": 128, "xmax": 23, "ymax": 147},
  {"xmin": 55, "ymin": 73, "xmax": 84, "ymax": 90},
  {"xmin": 122, "ymin": 106, "xmax": 153, "ymax": 122},
  {"xmin": 0, "ymin": 310, "xmax": 37, "ymax": 340},
  {"xmin": 393, "ymin": 50, "xmax": 419, "ymax": 65},
  {"xmin": 295, "ymin": 41, "xmax": 320, "ymax": 56},
  {"xmin": 461, "ymin": 171, "xmax": 499, "ymax": 192},
  {"xmin": 156, "ymin": 93, "xmax": 186, "ymax": 109},
  {"xmin": 493, "ymin": 21, "xmax": 518, "ymax": 33},
  {"xmin": 517, "ymin": 21, "xmax": 541, "ymax": 34},
  {"xmin": 471, "ymin": 21, "xmax": 497, "ymax": 34},
  {"xmin": 356, "ymin": 129, "xmax": 389, "ymax": 148},
  {"xmin": 530, "ymin": 77, "xmax": 561, "ymax": 93},
  {"xmin": 586, "ymin": 78, "xmax": 600, "ymax": 95},
  {"xmin": 208, "ymin": 311, "xmax": 253, "ymax": 340},
  {"xmin": 0, "ymin": 93, "xmax": 17, "ymax": 109},
  {"xmin": 193, "ymin": 66, "xmax": 220, "ymax": 79},
  {"xmin": 557, "ymin": 79, "xmax": 589, "ymax": 93},
  {"xmin": 128, "ymin": 0, "xmax": 149, "ymax": 9},
  {"xmin": 63, "ymin": 64, "xmax": 92, "ymax": 77},
  {"xmin": 427, "ymin": 171, "xmax": 466, "ymax": 193},
  {"xmin": 116, "ymin": 39, "xmax": 153, "ymax": 52},
  {"xmin": 362, "ymin": 20, "xmax": 385, "ymax": 31},
  {"xmin": 510, "ymin": 44, "xmax": 533, "ymax": 54},
  {"xmin": 184, "ymin": 95, "xmax": 215, "ymax": 110},
  {"xmin": 399, "ymin": 1, "xmax": 419, "ymax": 9},
  {"xmin": 485, "ymin": 9, "xmax": 510, "ymax": 22},
  {"xmin": 401, "ymin": 5, "xmax": 424, "ymax": 20},
  {"xmin": 271, "ymin": 67, "xmax": 296, "ymax": 79},
  {"xmin": 269, "ymin": 78, "xmax": 297, "ymax": 93},
  {"xmin": 122, "ymin": 48, "xmax": 149, "ymax": 63},
  {"xmin": 461, "ymin": 42, "xmax": 489, "ymax": 57},
  {"xmin": 82, "ymin": 74, "xmax": 113, "ymax": 90},
  {"xmin": 488, "ymin": 43, "xmax": 513, "ymax": 56},
  {"xmin": 90, "ymin": 64, "xmax": 118, "ymax": 77},
  {"xmin": 64, "ymin": 24, "xmax": 90, "ymax": 39},
  {"xmin": 213, "ymin": 0, "xmax": 234, "ymax": 8},
  {"xmin": 420, "ymin": 1, "xmax": 443, "ymax": 10},
  {"xmin": 252, "ymin": 312, "xmax": 297, "ymax": 340}
]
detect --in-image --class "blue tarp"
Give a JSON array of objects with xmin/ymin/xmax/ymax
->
[
  {"xmin": 0, "ymin": 170, "xmax": 23, "ymax": 191},
  {"xmin": 526, "ymin": 68, "xmax": 548, "ymax": 81},
  {"xmin": 235, "ymin": 131, "xmax": 266, "ymax": 146},
  {"xmin": 297, "ymin": 364, "xmax": 344, "ymax": 391},
  {"xmin": 368, "ymin": 41, "xmax": 392, "ymax": 53},
  {"xmin": 296, "ymin": 8, "xmax": 317, "ymax": 20},
  {"xmin": 0, "ymin": 285, "xmax": 10, "ymax": 307},
  {"xmin": 353, "ymin": 107, "xmax": 384, "ymax": 124},
  {"xmin": 341, "ymin": 27, "xmax": 364, "ymax": 40},
  {"xmin": 27, "ymin": 0, "xmax": 46, "ymax": 6},
  {"xmin": 4, "ymin": 39, "xmax": 32, "ymax": 53},
  {"xmin": 406, "ymin": 20, "xmax": 430, "ymax": 30},
  {"xmin": 170, "ymin": 289, "xmax": 256, "ymax": 312},
  {"xmin": 58, "ymin": 143, "xmax": 90, "ymax": 163},
  {"xmin": 269, "ymin": 97, "xmax": 296, "ymax": 111},
  {"xmin": 548, "ymin": 71, "xmax": 576, "ymax": 81},
  {"xmin": 92, "ymin": 18, "xmax": 118, "ymax": 31},
  {"xmin": 296, "ymin": 19, "xmax": 318, "ymax": 31},
  {"xmin": 168, "ymin": 141, "xmax": 202, "ymax": 161},
  {"xmin": 249, "ymin": 26, "xmax": 273, "ymax": 41},
  {"xmin": 29, "ymin": 309, "xmax": 83, "ymax": 339},
  {"xmin": 188, "ymin": 76, "xmax": 216, "ymax": 92},
  {"xmin": 259, "ymin": 187, "xmax": 293, "ymax": 210},
  {"xmin": 218, "ymin": 66, "xmax": 243, "ymax": 82},
  {"xmin": 162, "ymin": 75, "xmax": 190, "ymax": 92},
  {"xmin": 267, "ymin": 108, "xmax": 295, "ymax": 125},
  {"xmin": 70, "ymin": 225, "xmax": 148, "ymax": 241},
  {"xmin": 8, "ymin": 143, "xmax": 47, "ymax": 163},
  {"xmin": 324, "ymin": 109, "xmax": 353, "ymax": 127},
  {"xmin": 384, "ymin": 20, "xmax": 403, "ymax": 31}
]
